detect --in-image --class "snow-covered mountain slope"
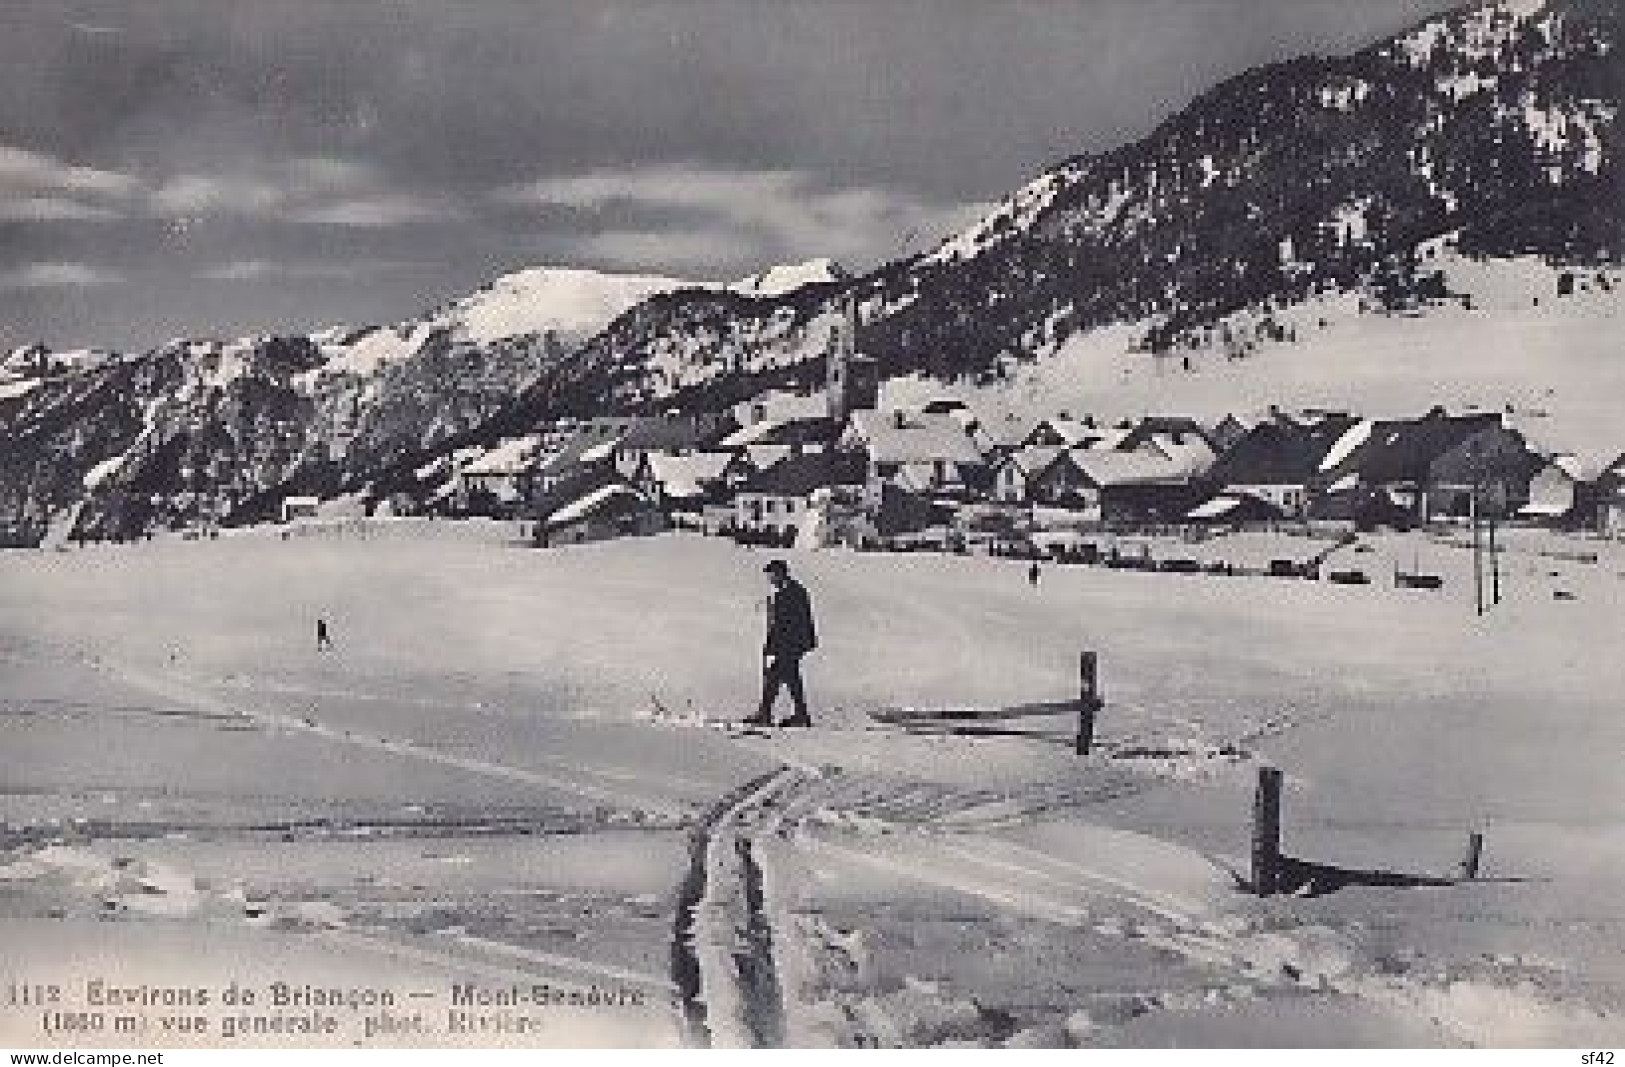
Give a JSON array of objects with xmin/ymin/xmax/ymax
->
[
  {"xmin": 444, "ymin": 266, "xmax": 694, "ymax": 344},
  {"xmin": 491, "ymin": 0, "xmax": 1618, "ymax": 431},
  {"xmin": 887, "ymin": 253, "xmax": 1624, "ymax": 449},
  {"xmin": 729, "ymin": 258, "xmax": 848, "ymax": 299},
  {"xmin": 0, "ymin": 266, "xmax": 695, "ymax": 537}
]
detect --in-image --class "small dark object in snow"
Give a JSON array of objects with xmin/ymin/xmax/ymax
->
[
  {"xmin": 1328, "ymin": 569, "xmax": 1369, "ymax": 585},
  {"xmin": 1554, "ymin": 590, "xmax": 1577, "ymax": 601}
]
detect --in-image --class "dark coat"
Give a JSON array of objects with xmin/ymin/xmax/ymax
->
[{"xmin": 764, "ymin": 578, "xmax": 817, "ymax": 657}]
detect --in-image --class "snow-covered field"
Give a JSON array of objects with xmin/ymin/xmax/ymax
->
[{"xmin": 1, "ymin": 527, "xmax": 1621, "ymax": 1047}]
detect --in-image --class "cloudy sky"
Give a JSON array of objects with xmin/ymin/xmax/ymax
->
[{"xmin": 1, "ymin": 0, "xmax": 1456, "ymax": 351}]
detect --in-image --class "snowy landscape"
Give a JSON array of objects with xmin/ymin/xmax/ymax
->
[
  {"xmin": 1, "ymin": 525, "xmax": 1622, "ymax": 1047},
  {"xmin": 2, "ymin": 0, "xmax": 1623, "ymax": 1051}
]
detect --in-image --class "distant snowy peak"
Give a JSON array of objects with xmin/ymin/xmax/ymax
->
[
  {"xmin": 303, "ymin": 265, "xmax": 698, "ymax": 383},
  {"xmin": 730, "ymin": 257, "xmax": 848, "ymax": 298},
  {"xmin": 444, "ymin": 266, "xmax": 695, "ymax": 344},
  {"xmin": 1, "ymin": 343, "xmax": 120, "ymax": 379}
]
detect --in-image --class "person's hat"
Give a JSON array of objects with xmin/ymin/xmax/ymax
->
[{"xmin": 763, "ymin": 559, "xmax": 789, "ymax": 575}]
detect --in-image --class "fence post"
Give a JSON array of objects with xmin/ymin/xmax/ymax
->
[
  {"xmin": 1076, "ymin": 651, "xmax": 1102, "ymax": 755},
  {"xmin": 1251, "ymin": 765, "xmax": 1284, "ymax": 896},
  {"xmin": 1460, "ymin": 831, "xmax": 1484, "ymax": 880}
]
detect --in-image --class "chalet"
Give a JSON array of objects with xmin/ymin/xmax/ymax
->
[
  {"xmin": 1205, "ymin": 413, "xmax": 1358, "ymax": 518},
  {"xmin": 1518, "ymin": 454, "xmax": 1599, "ymax": 526},
  {"xmin": 454, "ymin": 434, "xmax": 545, "ymax": 515},
  {"xmin": 636, "ymin": 451, "xmax": 748, "ymax": 515},
  {"xmin": 525, "ymin": 432, "xmax": 624, "ymax": 520},
  {"xmin": 1428, "ymin": 425, "xmax": 1543, "ymax": 518},
  {"xmin": 734, "ymin": 451, "xmax": 865, "ymax": 541},
  {"xmin": 539, "ymin": 484, "xmax": 664, "ymax": 546},
  {"xmin": 992, "ymin": 445, "xmax": 1063, "ymax": 504},
  {"xmin": 609, "ymin": 414, "xmax": 730, "ymax": 481},
  {"xmin": 1064, "ymin": 451, "xmax": 1206, "ymax": 523},
  {"xmin": 1315, "ymin": 409, "xmax": 1532, "ymax": 524},
  {"xmin": 840, "ymin": 408, "xmax": 990, "ymax": 502}
]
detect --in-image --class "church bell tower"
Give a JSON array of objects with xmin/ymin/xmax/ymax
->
[{"xmin": 826, "ymin": 291, "xmax": 879, "ymax": 427}]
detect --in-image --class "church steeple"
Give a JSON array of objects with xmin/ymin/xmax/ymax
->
[{"xmin": 826, "ymin": 291, "xmax": 878, "ymax": 427}]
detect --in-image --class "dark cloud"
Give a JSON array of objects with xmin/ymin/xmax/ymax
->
[{"xmin": 0, "ymin": 0, "xmax": 1458, "ymax": 350}]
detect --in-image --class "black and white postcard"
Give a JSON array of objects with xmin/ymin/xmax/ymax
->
[{"xmin": 1, "ymin": 0, "xmax": 1620, "ymax": 1052}]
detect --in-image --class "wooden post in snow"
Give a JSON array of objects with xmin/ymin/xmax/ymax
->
[
  {"xmin": 1461, "ymin": 831, "xmax": 1484, "ymax": 880},
  {"xmin": 1076, "ymin": 651, "xmax": 1103, "ymax": 755},
  {"xmin": 1251, "ymin": 765, "xmax": 1284, "ymax": 896}
]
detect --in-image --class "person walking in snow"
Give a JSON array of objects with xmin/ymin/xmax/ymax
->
[
  {"xmin": 1028, "ymin": 561, "xmax": 1041, "ymax": 588},
  {"xmin": 315, "ymin": 617, "xmax": 334, "ymax": 652},
  {"xmin": 744, "ymin": 559, "xmax": 817, "ymax": 728}
]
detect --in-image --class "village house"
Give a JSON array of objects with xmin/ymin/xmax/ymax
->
[
  {"xmin": 733, "ymin": 451, "xmax": 866, "ymax": 542},
  {"xmin": 1203, "ymin": 412, "xmax": 1360, "ymax": 518},
  {"xmin": 840, "ymin": 408, "xmax": 991, "ymax": 503},
  {"xmin": 538, "ymin": 484, "xmax": 664, "ymax": 546},
  {"xmin": 991, "ymin": 445, "xmax": 1064, "ymax": 504},
  {"xmin": 453, "ymin": 434, "xmax": 545, "ymax": 515},
  {"xmin": 1064, "ymin": 450, "xmax": 1208, "ymax": 523},
  {"xmin": 635, "ymin": 450, "xmax": 749, "ymax": 519},
  {"xmin": 608, "ymin": 413, "xmax": 731, "ymax": 482},
  {"xmin": 1518, "ymin": 454, "xmax": 1599, "ymax": 526},
  {"xmin": 525, "ymin": 431, "xmax": 623, "ymax": 519},
  {"xmin": 1314, "ymin": 409, "xmax": 1534, "ymax": 525},
  {"xmin": 713, "ymin": 415, "xmax": 840, "ymax": 481}
]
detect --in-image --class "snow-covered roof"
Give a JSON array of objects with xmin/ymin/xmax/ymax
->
[
  {"xmin": 717, "ymin": 415, "xmax": 835, "ymax": 451},
  {"xmin": 0, "ymin": 378, "xmax": 40, "ymax": 401},
  {"xmin": 546, "ymin": 484, "xmax": 645, "ymax": 527},
  {"xmin": 731, "ymin": 389, "xmax": 826, "ymax": 426},
  {"xmin": 460, "ymin": 434, "xmax": 543, "ymax": 476},
  {"xmin": 1139, "ymin": 432, "xmax": 1217, "ymax": 477},
  {"xmin": 580, "ymin": 439, "xmax": 618, "ymax": 464},
  {"xmin": 1068, "ymin": 450, "xmax": 1188, "ymax": 487},
  {"xmin": 82, "ymin": 454, "xmax": 125, "ymax": 490},
  {"xmin": 1326, "ymin": 472, "xmax": 1359, "ymax": 493},
  {"xmin": 744, "ymin": 445, "xmax": 794, "ymax": 472},
  {"xmin": 646, "ymin": 451, "xmax": 735, "ymax": 498},
  {"xmin": 1187, "ymin": 496, "xmax": 1243, "ymax": 519},
  {"xmin": 998, "ymin": 445, "xmax": 1064, "ymax": 475},
  {"xmin": 847, "ymin": 410, "xmax": 986, "ymax": 465},
  {"xmin": 1319, "ymin": 420, "xmax": 1374, "ymax": 472}
]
